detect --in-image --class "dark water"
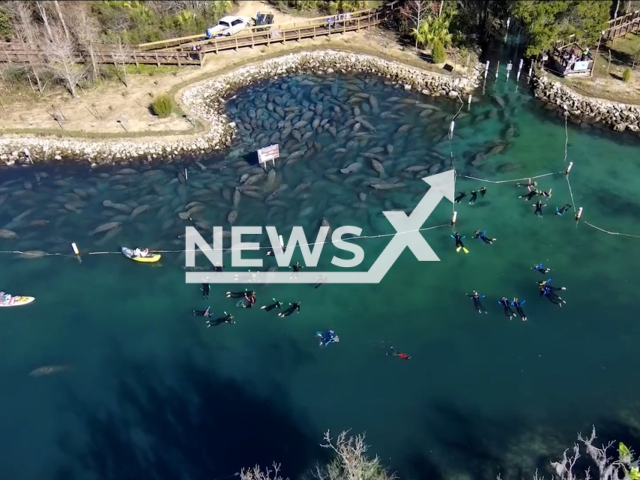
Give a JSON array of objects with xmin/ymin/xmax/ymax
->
[{"xmin": 1, "ymin": 60, "xmax": 640, "ymax": 480}]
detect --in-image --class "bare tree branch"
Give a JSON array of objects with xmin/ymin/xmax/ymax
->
[
  {"xmin": 111, "ymin": 38, "xmax": 132, "ymax": 88},
  {"xmin": 43, "ymin": 24, "xmax": 85, "ymax": 97}
]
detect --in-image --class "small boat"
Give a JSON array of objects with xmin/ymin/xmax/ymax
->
[
  {"xmin": 0, "ymin": 293, "xmax": 35, "ymax": 307},
  {"xmin": 121, "ymin": 246, "xmax": 161, "ymax": 263}
]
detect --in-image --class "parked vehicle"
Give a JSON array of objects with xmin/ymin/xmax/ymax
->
[{"xmin": 206, "ymin": 16, "xmax": 251, "ymax": 38}]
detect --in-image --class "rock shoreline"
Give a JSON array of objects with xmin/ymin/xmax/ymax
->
[
  {"xmin": 0, "ymin": 50, "xmax": 483, "ymax": 167},
  {"xmin": 533, "ymin": 75, "xmax": 640, "ymax": 133}
]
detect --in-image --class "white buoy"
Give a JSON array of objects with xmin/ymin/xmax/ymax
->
[
  {"xmin": 468, "ymin": 94, "xmax": 472, "ymax": 105},
  {"xmin": 448, "ymin": 120, "xmax": 455, "ymax": 139},
  {"xmin": 565, "ymin": 162, "xmax": 573, "ymax": 175},
  {"xmin": 528, "ymin": 65, "xmax": 533, "ymax": 78},
  {"xmin": 279, "ymin": 234, "xmax": 285, "ymax": 255},
  {"xmin": 495, "ymin": 61, "xmax": 500, "ymax": 79},
  {"xmin": 184, "ymin": 168, "xmax": 188, "ymax": 181},
  {"xmin": 451, "ymin": 211, "xmax": 457, "ymax": 225},
  {"xmin": 575, "ymin": 207, "xmax": 583, "ymax": 220},
  {"xmin": 71, "ymin": 242, "xmax": 81, "ymax": 263},
  {"xmin": 519, "ymin": 59, "xmax": 524, "ymax": 70},
  {"xmin": 485, "ymin": 61, "xmax": 490, "ymax": 79}
]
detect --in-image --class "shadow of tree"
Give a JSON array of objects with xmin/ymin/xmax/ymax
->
[{"xmin": 55, "ymin": 354, "xmax": 322, "ymax": 480}]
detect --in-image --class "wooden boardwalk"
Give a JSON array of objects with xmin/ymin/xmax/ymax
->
[
  {"xmin": 0, "ymin": 7, "xmax": 386, "ymax": 68},
  {"xmin": 604, "ymin": 11, "xmax": 640, "ymax": 41}
]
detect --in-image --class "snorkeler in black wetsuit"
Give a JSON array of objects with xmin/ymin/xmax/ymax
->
[
  {"xmin": 451, "ymin": 232, "xmax": 468, "ymax": 253},
  {"xmin": 261, "ymin": 299, "xmax": 283, "ymax": 312},
  {"xmin": 540, "ymin": 189, "xmax": 552, "ymax": 199},
  {"xmin": 266, "ymin": 246, "xmax": 286, "ymax": 257},
  {"xmin": 469, "ymin": 190, "xmax": 477, "ymax": 205},
  {"xmin": 214, "ymin": 264, "xmax": 223, "ymax": 272},
  {"xmin": 226, "ymin": 290, "xmax": 254, "ymax": 299},
  {"xmin": 207, "ymin": 312, "xmax": 235, "ymax": 327},
  {"xmin": 466, "ymin": 291, "xmax": 488, "ymax": 314},
  {"xmin": 473, "ymin": 230, "xmax": 496, "ymax": 244},
  {"xmin": 538, "ymin": 280, "xmax": 567, "ymax": 307},
  {"xmin": 480, "ymin": 186, "xmax": 487, "ymax": 197},
  {"xmin": 499, "ymin": 297, "xmax": 517, "ymax": 319},
  {"xmin": 278, "ymin": 302, "xmax": 301, "ymax": 317},
  {"xmin": 555, "ymin": 204, "xmax": 572, "ymax": 216},
  {"xmin": 511, "ymin": 297, "xmax": 527, "ymax": 321},
  {"xmin": 533, "ymin": 263, "xmax": 551, "ymax": 274},
  {"xmin": 520, "ymin": 189, "xmax": 539, "ymax": 201},
  {"xmin": 193, "ymin": 306, "xmax": 213, "ymax": 318},
  {"xmin": 533, "ymin": 200, "xmax": 546, "ymax": 217},
  {"xmin": 516, "ymin": 180, "xmax": 537, "ymax": 188},
  {"xmin": 201, "ymin": 281, "xmax": 210, "ymax": 299},
  {"xmin": 454, "ymin": 191, "xmax": 466, "ymax": 203},
  {"xmin": 291, "ymin": 262, "xmax": 303, "ymax": 273}
]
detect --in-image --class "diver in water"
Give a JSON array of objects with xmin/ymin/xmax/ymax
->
[
  {"xmin": 499, "ymin": 296, "xmax": 517, "ymax": 319},
  {"xmin": 533, "ymin": 263, "xmax": 551, "ymax": 274},
  {"xmin": 454, "ymin": 191, "xmax": 467, "ymax": 203},
  {"xmin": 469, "ymin": 190, "xmax": 477, "ymax": 205},
  {"xmin": 466, "ymin": 291, "xmax": 488, "ymax": 314},
  {"xmin": 555, "ymin": 204, "xmax": 572, "ymax": 216},
  {"xmin": 387, "ymin": 346, "xmax": 411, "ymax": 360},
  {"xmin": 291, "ymin": 262, "xmax": 303, "ymax": 273},
  {"xmin": 193, "ymin": 306, "xmax": 213, "ymax": 318},
  {"xmin": 226, "ymin": 289, "xmax": 254, "ymax": 299},
  {"xmin": 516, "ymin": 180, "xmax": 536, "ymax": 188},
  {"xmin": 480, "ymin": 186, "xmax": 487, "ymax": 197},
  {"xmin": 451, "ymin": 232, "xmax": 468, "ymax": 253},
  {"xmin": 520, "ymin": 189, "xmax": 539, "ymax": 201},
  {"xmin": 201, "ymin": 279, "xmax": 210, "ymax": 299},
  {"xmin": 473, "ymin": 230, "xmax": 496, "ymax": 244},
  {"xmin": 533, "ymin": 200, "xmax": 546, "ymax": 217},
  {"xmin": 317, "ymin": 330, "xmax": 340, "ymax": 347},
  {"xmin": 207, "ymin": 312, "xmax": 235, "ymax": 327},
  {"xmin": 540, "ymin": 188, "xmax": 552, "ymax": 199},
  {"xmin": 242, "ymin": 291, "xmax": 257, "ymax": 308},
  {"xmin": 511, "ymin": 297, "xmax": 527, "ymax": 321},
  {"xmin": 278, "ymin": 302, "xmax": 301, "ymax": 317},
  {"xmin": 314, "ymin": 275, "xmax": 327, "ymax": 289},
  {"xmin": 538, "ymin": 280, "xmax": 567, "ymax": 306},
  {"xmin": 261, "ymin": 299, "xmax": 283, "ymax": 312},
  {"xmin": 214, "ymin": 264, "xmax": 224, "ymax": 272}
]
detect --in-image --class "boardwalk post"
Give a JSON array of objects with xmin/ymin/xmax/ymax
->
[
  {"xmin": 155, "ymin": 53, "xmax": 160, "ymax": 67},
  {"xmin": 177, "ymin": 52, "xmax": 181, "ymax": 67},
  {"xmin": 296, "ymin": 27, "xmax": 300, "ymax": 42},
  {"xmin": 235, "ymin": 36, "xmax": 238, "ymax": 51},
  {"xmin": 283, "ymin": 28, "xmax": 286, "ymax": 44},
  {"xmin": 133, "ymin": 52, "xmax": 139, "ymax": 67},
  {"xmin": 313, "ymin": 25, "xmax": 316, "ymax": 39},
  {"xmin": 357, "ymin": 16, "xmax": 361, "ymax": 31}
]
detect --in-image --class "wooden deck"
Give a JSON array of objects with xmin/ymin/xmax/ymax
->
[
  {"xmin": 0, "ymin": 7, "xmax": 386, "ymax": 67},
  {"xmin": 604, "ymin": 11, "xmax": 640, "ymax": 41}
]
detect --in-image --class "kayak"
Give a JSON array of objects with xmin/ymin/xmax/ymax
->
[
  {"xmin": 121, "ymin": 246, "xmax": 162, "ymax": 263},
  {"xmin": 0, "ymin": 296, "xmax": 35, "ymax": 307}
]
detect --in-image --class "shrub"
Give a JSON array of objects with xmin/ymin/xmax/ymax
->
[
  {"xmin": 432, "ymin": 40, "xmax": 446, "ymax": 64},
  {"xmin": 151, "ymin": 94, "xmax": 175, "ymax": 118},
  {"xmin": 622, "ymin": 68, "xmax": 632, "ymax": 82}
]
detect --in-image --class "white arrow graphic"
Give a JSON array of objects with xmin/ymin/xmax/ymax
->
[{"xmin": 186, "ymin": 170, "xmax": 454, "ymax": 284}]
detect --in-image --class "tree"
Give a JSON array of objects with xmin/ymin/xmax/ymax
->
[
  {"xmin": 43, "ymin": 25, "xmax": 86, "ymax": 97},
  {"xmin": 111, "ymin": 37, "xmax": 132, "ymax": 87},
  {"xmin": 6, "ymin": 0, "xmax": 46, "ymax": 94},
  {"xmin": 69, "ymin": 3, "xmax": 101, "ymax": 81},
  {"xmin": 399, "ymin": 1, "xmax": 431, "ymax": 48},
  {"xmin": 413, "ymin": 14, "xmax": 452, "ymax": 49}
]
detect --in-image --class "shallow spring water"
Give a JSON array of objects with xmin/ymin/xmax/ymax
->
[{"xmin": 1, "ymin": 71, "xmax": 640, "ymax": 480}]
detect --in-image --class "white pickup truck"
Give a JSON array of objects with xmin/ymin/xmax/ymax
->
[{"xmin": 206, "ymin": 16, "xmax": 251, "ymax": 38}]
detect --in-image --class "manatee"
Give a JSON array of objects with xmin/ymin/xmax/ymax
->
[
  {"xmin": 130, "ymin": 205, "xmax": 150, "ymax": 219},
  {"xmin": 227, "ymin": 210, "xmax": 238, "ymax": 225},
  {"xmin": 233, "ymin": 189, "xmax": 241, "ymax": 207},
  {"xmin": 371, "ymin": 159, "xmax": 386, "ymax": 178},
  {"xmin": 340, "ymin": 163, "xmax": 362, "ymax": 174},
  {"xmin": 0, "ymin": 229, "xmax": 18, "ymax": 239},
  {"xmin": 18, "ymin": 250, "xmax": 47, "ymax": 259},
  {"xmin": 370, "ymin": 182, "xmax": 406, "ymax": 190}
]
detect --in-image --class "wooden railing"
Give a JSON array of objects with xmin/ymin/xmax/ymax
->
[
  {"xmin": 604, "ymin": 11, "xmax": 640, "ymax": 41},
  {"xmin": 0, "ymin": 7, "xmax": 386, "ymax": 67}
]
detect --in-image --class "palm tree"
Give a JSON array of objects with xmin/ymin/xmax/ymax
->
[{"xmin": 412, "ymin": 14, "xmax": 452, "ymax": 49}]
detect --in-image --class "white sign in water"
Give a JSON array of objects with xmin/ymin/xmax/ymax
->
[{"xmin": 257, "ymin": 144, "xmax": 280, "ymax": 165}]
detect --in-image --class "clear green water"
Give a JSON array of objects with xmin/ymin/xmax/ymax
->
[{"xmin": 1, "ymin": 60, "xmax": 640, "ymax": 480}]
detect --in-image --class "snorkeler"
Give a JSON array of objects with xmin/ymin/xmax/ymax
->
[
  {"xmin": 226, "ymin": 289, "xmax": 254, "ymax": 299},
  {"xmin": 278, "ymin": 302, "xmax": 301, "ymax": 317},
  {"xmin": 520, "ymin": 189, "xmax": 539, "ymax": 201},
  {"xmin": 193, "ymin": 306, "xmax": 213, "ymax": 318},
  {"xmin": 451, "ymin": 232, "xmax": 469, "ymax": 253},
  {"xmin": 516, "ymin": 180, "xmax": 537, "ymax": 188},
  {"xmin": 469, "ymin": 190, "xmax": 477, "ymax": 205},
  {"xmin": 533, "ymin": 263, "xmax": 551, "ymax": 274},
  {"xmin": 540, "ymin": 188, "xmax": 552, "ymax": 199},
  {"xmin": 537, "ymin": 279, "xmax": 566, "ymax": 291},
  {"xmin": 499, "ymin": 296, "xmax": 517, "ymax": 319},
  {"xmin": 555, "ymin": 204, "xmax": 572, "ymax": 216},
  {"xmin": 454, "ymin": 191, "xmax": 467, "ymax": 203},
  {"xmin": 480, "ymin": 186, "xmax": 487, "ymax": 197},
  {"xmin": 466, "ymin": 291, "xmax": 488, "ymax": 314},
  {"xmin": 261, "ymin": 299, "xmax": 283, "ymax": 312},
  {"xmin": 201, "ymin": 280, "xmax": 210, "ymax": 299},
  {"xmin": 314, "ymin": 275, "xmax": 327, "ymax": 289},
  {"xmin": 473, "ymin": 230, "xmax": 496, "ymax": 244},
  {"xmin": 533, "ymin": 200, "xmax": 546, "ymax": 217},
  {"xmin": 290, "ymin": 262, "xmax": 303, "ymax": 273},
  {"xmin": 316, "ymin": 330, "xmax": 340, "ymax": 347},
  {"xmin": 511, "ymin": 297, "xmax": 527, "ymax": 321},
  {"xmin": 214, "ymin": 264, "xmax": 224, "ymax": 272},
  {"xmin": 538, "ymin": 280, "xmax": 567, "ymax": 307},
  {"xmin": 207, "ymin": 312, "xmax": 235, "ymax": 327},
  {"xmin": 387, "ymin": 346, "xmax": 411, "ymax": 360}
]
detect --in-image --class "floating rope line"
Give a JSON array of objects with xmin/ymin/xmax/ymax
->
[
  {"xmin": 563, "ymin": 114, "xmax": 569, "ymax": 164},
  {"xmin": 583, "ymin": 222, "xmax": 640, "ymax": 239},
  {"xmin": 0, "ymin": 224, "xmax": 450, "ymax": 258},
  {"xmin": 458, "ymin": 171, "xmax": 558, "ymax": 184}
]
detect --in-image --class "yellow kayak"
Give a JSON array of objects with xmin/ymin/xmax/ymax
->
[
  {"xmin": 0, "ymin": 295, "xmax": 35, "ymax": 307},
  {"xmin": 121, "ymin": 247, "xmax": 162, "ymax": 263}
]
